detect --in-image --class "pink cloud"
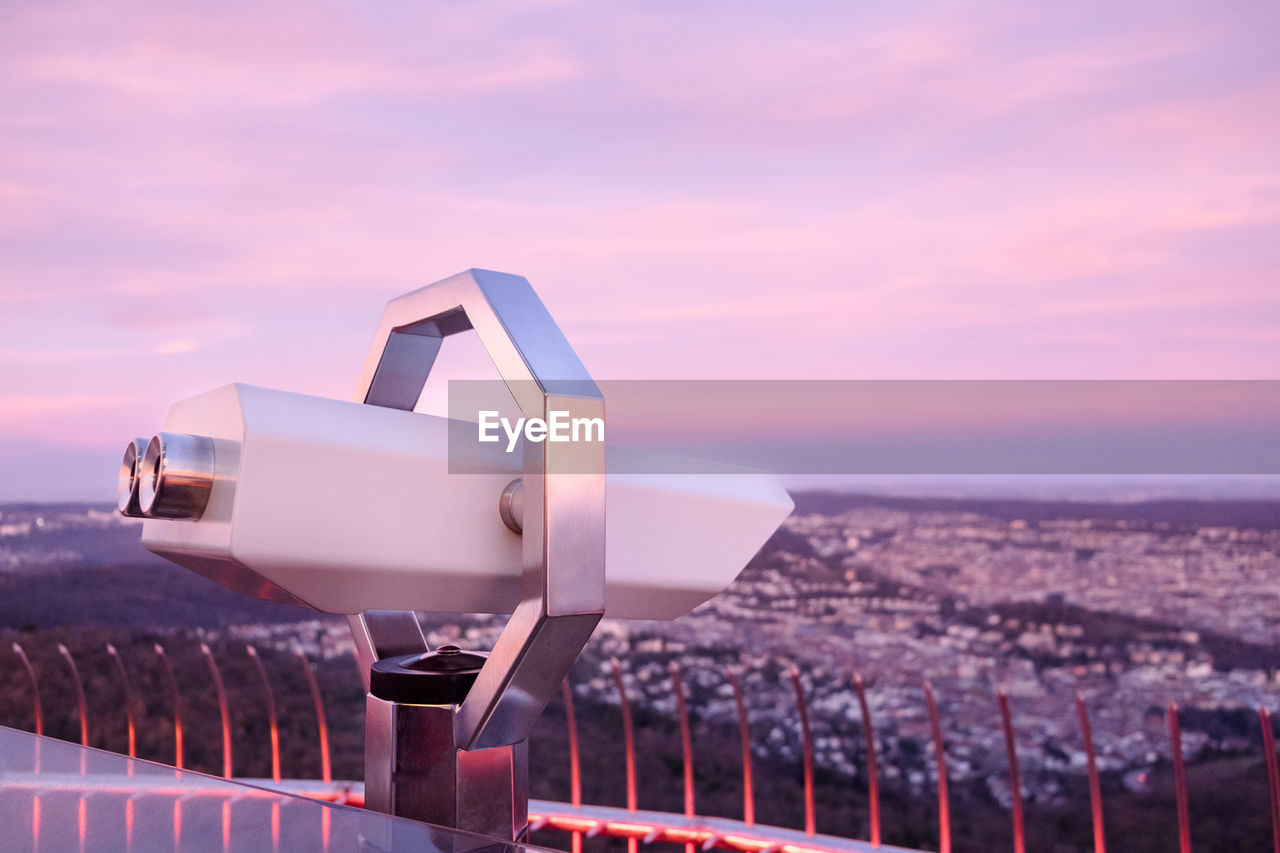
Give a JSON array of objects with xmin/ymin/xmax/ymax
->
[
  {"xmin": 0, "ymin": 394, "xmax": 142, "ymax": 446},
  {"xmin": 0, "ymin": 0, "xmax": 1278, "ymax": 497}
]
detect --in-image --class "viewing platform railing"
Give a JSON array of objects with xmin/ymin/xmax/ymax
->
[{"xmin": 7, "ymin": 638, "xmax": 1277, "ymax": 853}]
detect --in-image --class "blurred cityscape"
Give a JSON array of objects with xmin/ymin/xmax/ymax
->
[{"xmin": 2, "ymin": 494, "xmax": 1279, "ymax": 851}]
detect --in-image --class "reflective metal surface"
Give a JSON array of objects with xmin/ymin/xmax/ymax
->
[
  {"xmin": 116, "ymin": 437, "xmax": 148, "ymax": 517},
  {"xmin": 348, "ymin": 611, "xmax": 430, "ymax": 690},
  {"xmin": 364, "ymin": 328, "xmax": 445, "ymax": 411},
  {"xmin": 365, "ymin": 696, "xmax": 529, "ymax": 840},
  {"xmin": 499, "ymin": 479, "xmax": 524, "ymax": 535},
  {"xmin": 138, "ymin": 432, "xmax": 217, "ymax": 520},
  {"xmin": 0, "ymin": 726, "xmax": 538, "ymax": 853},
  {"xmin": 351, "ymin": 269, "xmax": 605, "ymax": 754}
]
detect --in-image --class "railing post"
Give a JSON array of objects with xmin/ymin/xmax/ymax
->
[
  {"xmin": 295, "ymin": 650, "xmax": 332, "ymax": 785},
  {"xmin": 57, "ymin": 644, "xmax": 88, "ymax": 747},
  {"xmin": 1168, "ymin": 702, "xmax": 1190, "ymax": 853},
  {"xmin": 728, "ymin": 666, "xmax": 756, "ymax": 826},
  {"xmin": 1075, "ymin": 692, "xmax": 1106, "ymax": 853},
  {"xmin": 997, "ymin": 689, "xmax": 1025, "ymax": 853},
  {"xmin": 1260, "ymin": 707, "xmax": 1280, "ymax": 853},
  {"xmin": 247, "ymin": 645, "xmax": 282, "ymax": 783},
  {"xmin": 923, "ymin": 681, "xmax": 950, "ymax": 853},
  {"xmin": 11, "ymin": 642, "xmax": 43, "ymax": 737},
  {"xmin": 611, "ymin": 658, "xmax": 638, "ymax": 853},
  {"xmin": 560, "ymin": 678, "xmax": 583, "ymax": 853},
  {"xmin": 853, "ymin": 673, "xmax": 880, "ymax": 848},
  {"xmin": 105, "ymin": 644, "xmax": 137, "ymax": 759},
  {"xmin": 154, "ymin": 644, "xmax": 183, "ymax": 769},
  {"xmin": 201, "ymin": 644, "xmax": 233, "ymax": 778},
  {"xmin": 789, "ymin": 666, "xmax": 816, "ymax": 837}
]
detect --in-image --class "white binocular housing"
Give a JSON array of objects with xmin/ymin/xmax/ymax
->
[
  {"xmin": 120, "ymin": 382, "xmax": 791, "ymax": 620},
  {"xmin": 117, "ymin": 268, "xmax": 792, "ymax": 783}
]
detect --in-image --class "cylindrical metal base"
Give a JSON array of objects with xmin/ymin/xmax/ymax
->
[{"xmin": 365, "ymin": 694, "xmax": 529, "ymax": 840}]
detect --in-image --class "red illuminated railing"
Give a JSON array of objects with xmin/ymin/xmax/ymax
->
[{"xmin": 4, "ymin": 639, "xmax": 1276, "ymax": 852}]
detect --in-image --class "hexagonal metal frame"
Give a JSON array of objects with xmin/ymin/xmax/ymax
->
[{"xmin": 348, "ymin": 268, "xmax": 605, "ymax": 750}]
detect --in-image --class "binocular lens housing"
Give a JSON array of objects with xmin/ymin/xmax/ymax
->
[
  {"xmin": 116, "ymin": 437, "xmax": 149, "ymax": 517},
  {"xmin": 126, "ymin": 383, "xmax": 791, "ymax": 617},
  {"xmin": 130, "ymin": 432, "xmax": 217, "ymax": 520}
]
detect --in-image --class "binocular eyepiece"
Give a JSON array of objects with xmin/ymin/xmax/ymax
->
[{"xmin": 117, "ymin": 432, "xmax": 216, "ymax": 520}]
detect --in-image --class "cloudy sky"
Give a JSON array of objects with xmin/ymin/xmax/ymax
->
[{"xmin": 1, "ymin": 1, "xmax": 1277, "ymax": 499}]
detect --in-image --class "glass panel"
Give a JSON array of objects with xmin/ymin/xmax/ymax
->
[{"xmin": 0, "ymin": 726, "xmax": 528, "ymax": 853}]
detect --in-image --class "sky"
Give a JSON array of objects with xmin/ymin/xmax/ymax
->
[{"xmin": 1, "ymin": 1, "xmax": 1278, "ymax": 500}]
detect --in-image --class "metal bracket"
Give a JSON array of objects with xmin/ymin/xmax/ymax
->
[
  {"xmin": 347, "ymin": 269, "xmax": 605, "ymax": 750},
  {"xmin": 349, "ymin": 610, "xmax": 431, "ymax": 676}
]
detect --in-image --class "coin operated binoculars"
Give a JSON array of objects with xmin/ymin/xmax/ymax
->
[{"xmin": 118, "ymin": 269, "xmax": 792, "ymax": 840}]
